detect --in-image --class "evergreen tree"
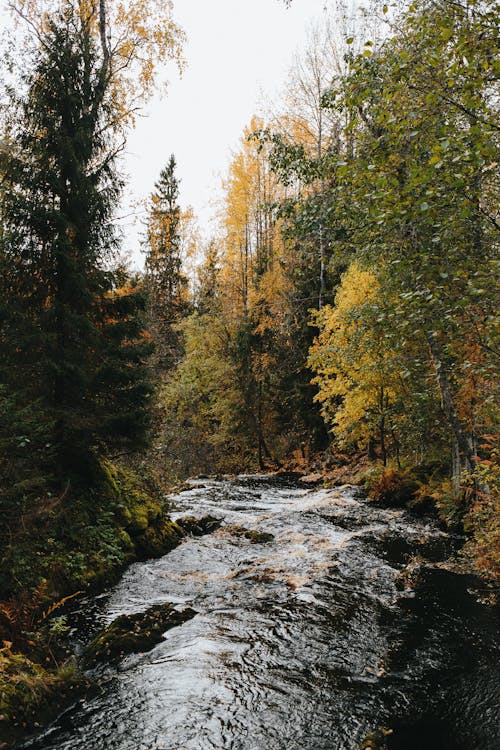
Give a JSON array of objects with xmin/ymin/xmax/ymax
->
[
  {"xmin": 145, "ymin": 154, "xmax": 188, "ymax": 369},
  {"xmin": 196, "ymin": 241, "xmax": 220, "ymax": 315},
  {"xmin": 0, "ymin": 7, "xmax": 152, "ymax": 485}
]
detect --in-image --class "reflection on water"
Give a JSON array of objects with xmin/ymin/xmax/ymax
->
[{"xmin": 20, "ymin": 476, "xmax": 499, "ymax": 750}]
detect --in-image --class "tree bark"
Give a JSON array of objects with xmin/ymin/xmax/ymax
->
[
  {"xmin": 426, "ymin": 333, "xmax": 474, "ymax": 485},
  {"xmin": 99, "ymin": 0, "xmax": 110, "ymax": 63}
]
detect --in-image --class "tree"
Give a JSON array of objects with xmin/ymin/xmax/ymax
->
[
  {"xmin": 340, "ymin": 0, "xmax": 499, "ymax": 488},
  {"xmin": 309, "ymin": 261, "xmax": 443, "ymax": 465},
  {"xmin": 0, "ymin": 5, "xmax": 152, "ymax": 483},
  {"xmin": 196, "ymin": 240, "xmax": 220, "ymax": 315},
  {"xmin": 9, "ymin": 0, "xmax": 185, "ymax": 128},
  {"xmin": 145, "ymin": 154, "xmax": 189, "ymax": 370}
]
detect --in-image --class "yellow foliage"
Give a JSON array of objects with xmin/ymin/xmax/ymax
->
[
  {"xmin": 308, "ymin": 261, "xmax": 400, "ymax": 448},
  {"xmin": 12, "ymin": 0, "xmax": 185, "ymax": 127},
  {"xmin": 219, "ymin": 116, "xmax": 286, "ymax": 319}
]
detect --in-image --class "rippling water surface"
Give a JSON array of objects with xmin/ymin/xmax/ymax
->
[{"xmin": 21, "ymin": 476, "xmax": 499, "ymax": 750}]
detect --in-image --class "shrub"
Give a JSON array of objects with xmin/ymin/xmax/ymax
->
[{"xmin": 364, "ymin": 467, "xmax": 418, "ymax": 506}]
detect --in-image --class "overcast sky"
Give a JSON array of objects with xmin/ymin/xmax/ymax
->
[
  {"xmin": 121, "ymin": 0, "xmax": 332, "ymax": 265},
  {"xmin": 1, "ymin": 0, "xmax": 336, "ymax": 266}
]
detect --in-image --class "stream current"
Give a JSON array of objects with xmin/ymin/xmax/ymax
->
[{"xmin": 21, "ymin": 475, "xmax": 499, "ymax": 750}]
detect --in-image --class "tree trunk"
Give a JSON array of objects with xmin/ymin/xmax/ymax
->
[
  {"xmin": 390, "ymin": 424, "xmax": 401, "ymax": 470},
  {"xmin": 99, "ymin": 0, "xmax": 110, "ymax": 63},
  {"xmin": 451, "ymin": 433, "xmax": 461, "ymax": 498},
  {"xmin": 380, "ymin": 415, "xmax": 387, "ymax": 467},
  {"xmin": 319, "ymin": 223, "xmax": 326, "ymax": 310},
  {"xmin": 426, "ymin": 333, "xmax": 474, "ymax": 491},
  {"xmin": 368, "ymin": 437, "xmax": 377, "ymax": 460},
  {"xmin": 257, "ymin": 379, "xmax": 265, "ymax": 470}
]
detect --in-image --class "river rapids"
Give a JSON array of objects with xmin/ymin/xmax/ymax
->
[{"xmin": 21, "ymin": 475, "xmax": 499, "ymax": 750}]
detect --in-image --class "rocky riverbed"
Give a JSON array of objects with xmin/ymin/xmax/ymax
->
[{"xmin": 18, "ymin": 475, "xmax": 500, "ymax": 750}]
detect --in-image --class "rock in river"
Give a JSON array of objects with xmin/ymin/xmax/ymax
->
[{"xmin": 83, "ymin": 604, "xmax": 197, "ymax": 665}]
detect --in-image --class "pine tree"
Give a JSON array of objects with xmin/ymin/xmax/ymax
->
[
  {"xmin": 0, "ymin": 8, "xmax": 152, "ymax": 484},
  {"xmin": 196, "ymin": 241, "xmax": 220, "ymax": 315},
  {"xmin": 145, "ymin": 154, "xmax": 188, "ymax": 369}
]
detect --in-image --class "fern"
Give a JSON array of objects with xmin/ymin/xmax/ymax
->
[
  {"xmin": 35, "ymin": 590, "xmax": 83, "ymax": 628},
  {"xmin": 0, "ymin": 581, "xmax": 83, "ymax": 644}
]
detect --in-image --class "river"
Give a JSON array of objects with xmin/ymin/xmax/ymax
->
[{"xmin": 21, "ymin": 475, "xmax": 499, "ymax": 750}]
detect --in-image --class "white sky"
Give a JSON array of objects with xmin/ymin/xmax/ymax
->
[
  {"xmin": 1, "ymin": 0, "xmax": 336, "ymax": 266},
  {"xmin": 121, "ymin": 0, "xmax": 332, "ymax": 265}
]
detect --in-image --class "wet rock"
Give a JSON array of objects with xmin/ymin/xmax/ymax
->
[
  {"xmin": 176, "ymin": 515, "xmax": 222, "ymax": 536},
  {"xmin": 83, "ymin": 604, "xmax": 197, "ymax": 664},
  {"xmin": 224, "ymin": 524, "xmax": 275, "ymax": 544},
  {"xmin": 244, "ymin": 529, "xmax": 274, "ymax": 544},
  {"xmin": 358, "ymin": 727, "xmax": 393, "ymax": 750},
  {"xmin": 395, "ymin": 558, "xmax": 425, "ymax": 590},
  {"xmin": 135, "ymin": 517, "xmax": 185, "ymax": 558},
  {"xmin": 299, "ymin": 473, "xmax": 324, "ymax": 484},
  {"xmin": 171, "ymin": 483, "xmax": 196, "ymax": 493}
]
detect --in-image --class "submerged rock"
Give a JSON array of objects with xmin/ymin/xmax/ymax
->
[
  {"xmin": 225, "ymin": 524, "xmax": 275, "ymax": 544},
  {"xmin": 176, "ymin": 515, "xmax": 222, "ymax": 536},
  {"xmin": 243, "ymin": 529, "xmax": 275, "ymax": 544},
  {"xmin": 83, "ymin": 604, "xmax": 197, "ymax": 665}
]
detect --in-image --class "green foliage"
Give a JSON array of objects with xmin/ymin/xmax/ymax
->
[
  {"xmin": 160, "ymin": 312, "xmax": 250, "ymax": 475},
  {"xmin": 462, "ymin": 444, "xmax": 500, "ymax": 580},
  {"xmin": 0, "ymin": 459, "xmax": 170, "ymax": 596},
  {"xmin": 0, "ymin": 7, "xmax": 154, "ymax": 609},
  {"xmin": 0, "ymin": 646, "xmax": 80, "ymax": 729},
  {"xmin": 0, "ymin": 385, "xmax": 54, "ymax": 530},
  {"xmin": 94, "ymin": 277, "xmax": 154, "ymax": 452},
  {"xmin": 1, "ymin": 11, "xmax": 117, "ymax": 478},
  {"xmin": 258, "ymin": 0, "xmax": 499, "ymax": 574},
  {"xmin": 0, "ymin": 9, "xmax": 153, "ymax": 490},
  {"xmin": 309, "ymin": 261, "xmax": 446, "ymax": 463},
  {"xmin": 145, "ymin": 154, "xmax": 189, "ymax": 370}
]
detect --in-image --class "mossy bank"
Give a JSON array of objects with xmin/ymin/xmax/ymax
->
[{"xmin": 0, "ymin": 459, "xmax": 186, "ymax": 746}]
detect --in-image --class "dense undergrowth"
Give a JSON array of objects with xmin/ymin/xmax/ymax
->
[
  {"xmin": 361, "ymin": 461, "xmax": 499, "ymax": 581},
  {"xmin": 0, "ymin": 459, "xmax": 185, "ymax": 743}
]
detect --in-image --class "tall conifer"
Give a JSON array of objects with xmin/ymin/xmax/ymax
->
[
  {"xmin": 145, "ymin": 155, "xmax": 188, "ymax": 370},
  {"xmin": 0, "ymin": 7, "xmax": 152, "ymax": 484}
]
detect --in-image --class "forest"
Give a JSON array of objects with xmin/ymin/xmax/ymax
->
[{"xmin": 0, "ymin": 0, "xmax": 498, "ymax": 745}]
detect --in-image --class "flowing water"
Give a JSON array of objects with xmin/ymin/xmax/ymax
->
[{"xmin": 21, "ymin": 476, "xmax": 499, "ymax": 750}]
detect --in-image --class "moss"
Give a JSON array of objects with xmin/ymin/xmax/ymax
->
[
  {"xmin": 0, "ymin": 648, "xmax": 83, "ymax": 743},
  {"xmin": 176, "ymin": 515, "xmax": 222, "ymax": 536},
  {"xmin": 0, "ymin": 460, "xmax": 190, "ymax": 744},
  {"xmin": 358, "ymin": 727, "xmax": 393, "ymax": 750},
  {"xmin": 115, "ymin": 503, "xmax": 132, "ymax": 526},
  {"xmin": 117, "ymin": 528, "xmax": 134, "ymax": 552},
  {"xmin": 126, "ymin": 503, "xmax": 149, "ymax": 534},
  {"xmin": 98, "ymin": 459, "xmax": 121, "ymax": 503},
  {"xmin": 135, "ymin": 517, "xmax": 185, "ymax": 558},
  {"xmin": 83, "ymin": 604, "xmax": 197, "ymax": 664},
  {"xmin": 226, "ymin": 525, "xmax": 274, "ymax": 544}
]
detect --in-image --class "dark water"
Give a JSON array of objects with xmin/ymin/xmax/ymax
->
[{"xmin": 21, "ymin": 476, "xmax": 499, "ymax": 750}]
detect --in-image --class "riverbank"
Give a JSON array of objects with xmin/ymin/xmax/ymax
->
[
  {"xmin": 10, "ymin": 475, "xmax": 498, "ymax": 750},
  {"xmin": 2, "ymin": 459, "xmax": 497, "ymax": 748},
  {"xmin": 278, "ymin": 448, "xmax": 499, "ymax": 585},
  {"xmin": 0, "ymin": 459, "xmax": 190, "ymax": 746}
]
